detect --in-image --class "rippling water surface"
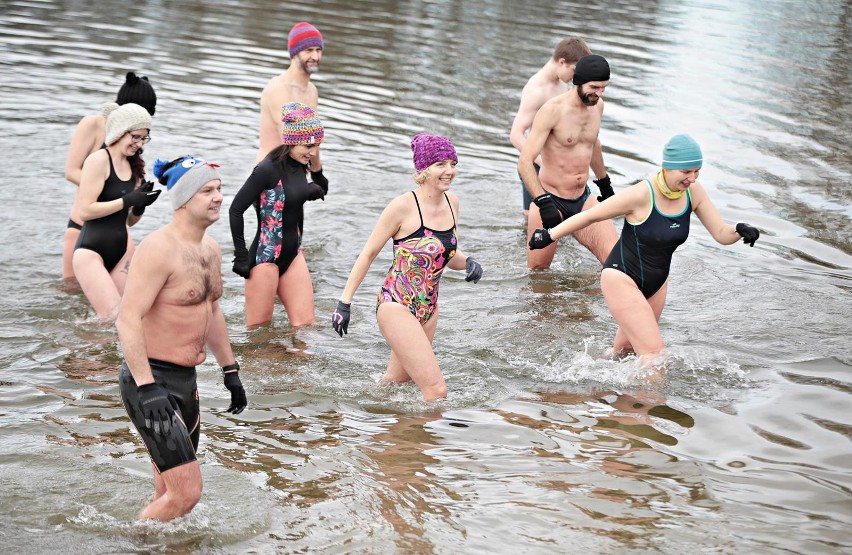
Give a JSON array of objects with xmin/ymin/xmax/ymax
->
[{"xmin": 1, "ymin": 0, "xmax": 851, "ymax": 553}]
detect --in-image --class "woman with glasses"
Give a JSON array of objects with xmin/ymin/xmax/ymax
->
[
  {"xmin": 62, "ymin": 71, "xmax": 157, "ymax": 282},
  {"xmin": 72, "ymin": 102, "xmax": 161, "ymax": 320}
]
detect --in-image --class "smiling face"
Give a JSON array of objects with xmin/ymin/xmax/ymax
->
[
  {"xmin": 288, "ymin": 143, "xmax": 320, "ymax": 165},
  {"xmin": 664, "ymin": 168, "xmax": 701, "ymax": 191},
  {"xmin": 576, "ymin": 81, "xmax": 608, "ymax": 106},
  {"xmin": 419, "ymin": 159, "xmax": 457, "ymax": 190},
  {"xmin": 296, "ymin": 47, "xmax": 322, "ymax": 74},
  {"xmin": 117, "ymin": 129, "xmax": 150, "ymax": 156},
  {"xmin": 185, "ymin": 178, "xmax": 223, "ymax": 224}
]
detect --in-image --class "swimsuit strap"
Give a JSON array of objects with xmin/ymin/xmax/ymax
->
[
  {"xmin": 645, "ymin": 179, "xmax": 656, "ymax": 212},
  {"xmin": 411, "ymin": 191, "xmax": 425, "ymax": 228},
  {"xmin": 443, "ymin": 192, "xmax": 456, "ymax": 227},
  {"xmin": 104, "ymin": 146, "xmax": 115, "ymax": 174}
]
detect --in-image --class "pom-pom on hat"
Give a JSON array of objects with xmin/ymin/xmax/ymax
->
[
  {"xmin": 153, "ymin": 156, "xmax": 221, "ymax": 210},
  {"xmin": 572, "ymin": 54, "xmax": 610, "ymax": 86},
  {"xmin": 103, "ymin": 102, "xmax": 152, "ymax": 146},
  {"xmin": 116, "ymin": 71, "xmax": 157, "ymax": 116},
  {"xmin": 288, "ymin": 22, "xmax": 323, "ymax": 58},
  {"xmin": 281, "ymin": 102, "xmax": 324, "ymax": 145},
  {"xmin": 411, "ymin": 133, "xmax": 458, "ymax": 172},
  {"xmin": 661, "ymin": 134, "xmax": 703, "ymax": 170}
]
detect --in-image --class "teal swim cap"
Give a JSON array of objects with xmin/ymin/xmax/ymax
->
[{"xmin": 661, "ymin": 134, "xmax": 703, "ymax": 170}]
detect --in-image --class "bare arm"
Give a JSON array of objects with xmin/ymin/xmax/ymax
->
[
  {"xmin": 64, "ymin": 115, "xmax": 101, "ymax": 186},
  {"xmin": 590, "ymin": 136, "xmax": 607, "ymax": 180},
  {"xmin": 203, "ymin": 240, "xmax": 237, "ymax": 365},
  {"xmin": 256, "ymin": 87, "xmax": 282, "ymax": 164},
  {"xmin": 338, "ymin": 199, "xmax": 404, "ymax": 303},
  {"xmin": 517, "ymin": 102, "xmax": 558, "ymax": 198},
  {"xmin": 690, "ymin": 182, "xmax": 741, "ymax": 245},
  {"xmin": 549, "ymin": 182, "xmax": 648, "ymax": 241},
  {"xmin": 115, "ymin": 234, "xmax": 173, "ymax": 386}
]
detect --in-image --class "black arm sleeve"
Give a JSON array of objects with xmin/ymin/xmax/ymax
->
[
  {"xmin": 310, "ymin": 169, "xmax": 328, "ymax": 194},
  {"xmin": 229, "ymin": 163, "xmax": 273, "ymax": 259}
]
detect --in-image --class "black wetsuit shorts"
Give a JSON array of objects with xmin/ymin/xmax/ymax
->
[{"xmin": 119, "ymin": 359, "xmax": 200, "ymax": 473}]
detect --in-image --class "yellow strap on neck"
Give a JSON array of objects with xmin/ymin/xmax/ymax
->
[{"xmin": 655, "ymin": 169, "xmax": 683, "ymax": 200}]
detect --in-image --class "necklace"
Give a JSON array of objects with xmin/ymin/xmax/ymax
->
[{"xmin": 655, "ymin": 170, "xmax": 683, "ymax": 200}]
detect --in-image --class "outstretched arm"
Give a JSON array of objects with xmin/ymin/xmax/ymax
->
[{"xmin": 690, "ymin": 182, "xmax": 751, "ymax": 245}]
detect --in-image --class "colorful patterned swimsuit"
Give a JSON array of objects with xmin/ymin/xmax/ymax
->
[
  {"xmin": 229, "ymin": 155, "xmax": 313, "ymax": 275},
  {"xmin": 376, "ymin": 191, "xmax": 457, "ymax": 323}
]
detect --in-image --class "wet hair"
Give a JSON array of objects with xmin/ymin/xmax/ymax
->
[{"xmin": 552, "ymin": 37, "xmax": 591, "ymax": 64}]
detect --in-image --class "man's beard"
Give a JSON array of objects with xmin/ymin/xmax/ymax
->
[{"xmin": 577, "ymin": 86, "xmax": 599, "ymax": 106}]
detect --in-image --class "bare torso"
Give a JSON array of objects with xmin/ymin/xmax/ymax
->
[
  {"xmin": 257, "ymin": 69, "xmax": 318, "ymax": 162},
  {"xmin": 538, "ymin": 89, "xmax": 603, "ymax": 199},
  {"xmin": 144, "ymin": 233, "xmax": 223, "ymax": 366}
]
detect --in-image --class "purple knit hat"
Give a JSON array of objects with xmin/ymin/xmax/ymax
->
[{"xmin": 411, "ymin": 133, "xmax": 458, "ymax": 172}]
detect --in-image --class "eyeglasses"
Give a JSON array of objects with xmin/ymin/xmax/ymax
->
[{"xmin": 129, "ymin": 133, "xmax": 151, "ymax": 144}]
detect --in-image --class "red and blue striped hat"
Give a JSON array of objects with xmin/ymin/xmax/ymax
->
[{"xmin": 288, "ymin": 22, "xmax": 323, "ymax": 58}]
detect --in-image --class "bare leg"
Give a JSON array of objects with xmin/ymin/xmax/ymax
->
[
  {"xmin": 376, "ymin": 303, "xmax": 447, "ymax": 401},
  {"xmin": 277, "ymin": 252, "xmax": 316, "ymax": 327},
  {"xmin": 572, "ymin": 196, "xmax": 619, "ymax": 264},
  {"xmin": 600, "ymin": 269, "xmax": 666, "ymax": 362},
  {"xmin": 72, "ymin": 249, "xmax": 121, "ymax": 320},
  {"xmin": 138, "ymin": 461, "xmax": 202, "ymax": 521},
  {"xmin": 112, "ymin": 237, "xmax": 135, "ymax": 296},
  {"xmin": 526, "ymin": 202, "xmax": 557, "ymax": 270},
  {"xmin": 244, "ymin": 263, "xmax": 280, "ymax": 328},
  {"xmin": 62, "ymin": 227, "xmax": 81, "ymax": 280}
]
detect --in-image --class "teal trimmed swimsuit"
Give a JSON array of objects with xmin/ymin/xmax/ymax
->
[{"xmin": 602, "ymin": 180, "xmax": 692, "ymax": 298}]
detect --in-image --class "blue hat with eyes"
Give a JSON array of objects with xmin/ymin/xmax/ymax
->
[
  {"xmin": 153, "ymin": 155, "xmax": 221, "ymax": 210},
  {"xmin": 662, "ymin": 134, "xmax": 703, "ymax": 170}
]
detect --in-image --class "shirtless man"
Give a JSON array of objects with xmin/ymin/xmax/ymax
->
[
  {"xmin": 116, "ymin": 156, "xmax": 247, "ymax": 521},
  {"xmin": 509, "ymin": 37, "xmax": 591, "ymax": 216},
  {"xmin": 518, "ymin": 54, "xmax": 618, "ymax": 270},
  {"xmin": 256, "ymin": 21, "xmax": 324, "ymax": 165}
]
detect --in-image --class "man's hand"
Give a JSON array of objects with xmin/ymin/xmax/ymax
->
[
  {"xmin": 593, "ymin": 175, "xmax": 614, "ymax": 202},
  {"xmin": 137, "ymin": 383, "xmax": 176, "ymax": 435},
  {"xmin": 222, "ymin": 363, "xmax": 247, "ymax": 414},
  {"xmin": 533, "ymin": 193, "xmax": 561, "ymax": 229}
]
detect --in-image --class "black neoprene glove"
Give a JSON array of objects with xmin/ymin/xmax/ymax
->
[
  {"xmin": 306, "ymin": 181, "xmax": 325, "ymax": 201},
  {"xmin": 232, "ymin": 253, "xmax": 251, "ymax": 279},
  {"xmin": 529, "ymin": 228, "xmax": 555, "ymax": 250},
  {"xmin": 332, "ymin": 301, "xmax": 351, "ymax": 337},
  {"xmin": 465, "ymin": 257, "xmax": 483, "ymax": 284},
  {"xmin": 122, "ymin": 186, "xmax": 161, "ymax": 209},
  {"xmin": 222, "ymin": 363, "xmax": 247, "ymax": 414},
  {"xmin": 310, "ymin": 169, "xmax": 329, "ymax": 195},
  {"xmin": 593, "ymin": 175, "xmax": 614, "ymax": 202},
  {"xmin": 130, "ymin": 181, "xmax": 156, "ymax": 216},
  {"xmin": 735, "ymin": 223, "xmax": 760, "ymax": 247},
  {"xmin": 137, "ymin": 382, "xmax": 176, "ymax": 436},
  {"xmin": 533, "ymin": 193, "xmax": 561, "ymax": 229}
]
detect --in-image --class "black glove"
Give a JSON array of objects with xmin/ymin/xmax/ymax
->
[
  {"xmin": 130, "ymin": 181, "xmax": 156, "ymax": 216},
  {"xmin": 529, "ymin": 228, "xmax": 555, "ymax": 250},
  {"xmin": 735, "ymin": 223, "xmax": 760, "ymax": 247},
  {"xmin": 533, "ymin": 193, "xmax": 561, "ymax": 229},
  {"xmin": 122, "ymin": 185, "xmax": 161, "ymax": 209},
  {"xmin": 331, "ymin": 301, "xmax": 351, "ymax": 337},
  {"xmin": 465, "ymin": 257, "xmax": 483, "ymax": 283},
  {"xmin": 306, "ymin": 181, "xmax": 325, "ymax": 201},
  {"xmin": 310, "ymin": 169, "xmax": 329, "ymax": 195},
  {"xmin": 137, "ymin": 382, "xmax": 176, "ymax": 436},
  {"xmin": 222, "ymin": 363, "xmax": 247, "ymax": 414},
  {"xmin": 232, "ymin": 253, "xmax": 251, "ymax": 278},
  {"xmin": 593, "ymin": 175, "xmax": 614, "ymax": 202}
]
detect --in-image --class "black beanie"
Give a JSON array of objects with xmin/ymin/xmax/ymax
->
[
  {"xmin": 116, "ymin": 71, "xmax": 157, "ymax": 116},
  {"xmin": 573, "ymin": 55, "xmax": 610, "ymax": 86}
]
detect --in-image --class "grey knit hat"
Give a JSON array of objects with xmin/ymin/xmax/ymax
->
[
  {"xmin": 103, "ymin": 102, "xmax": 152, "ymax": 146},
  {"xmin": 152, "ymin": 156, "xmax": 221, "ymax": 210}
]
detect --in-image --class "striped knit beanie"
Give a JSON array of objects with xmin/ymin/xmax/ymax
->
[
  {"xmin": 661, "ymin": 134, "xmax": 703, "ymax": 170},
  {"xmin": 288, "ymin": 22, "xmax": 323, "ymax": 58},
  {"xmin": 281, "ymin": 102, "xmax": 324, "ymax": 145}
]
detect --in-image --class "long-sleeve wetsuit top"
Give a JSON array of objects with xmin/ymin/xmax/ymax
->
[{"xmin": 229, "ymin": 154, "xmax": 325, "ymax": 275}]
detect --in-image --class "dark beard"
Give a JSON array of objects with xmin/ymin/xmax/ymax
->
[{"xmin": 577, "ymin": 86, "xmax": 599, "ymax": 106}]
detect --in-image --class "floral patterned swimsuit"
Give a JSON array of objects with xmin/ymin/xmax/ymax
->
[
  {"xmin": 229, "ymin": 155, "xmax": 314, "ymax": 275},
  {"xmin": 376, "ymin": 191, "xmax": 457, "ymax": 323}
]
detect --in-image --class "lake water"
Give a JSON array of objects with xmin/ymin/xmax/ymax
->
[{"xmin": 1, "ymin": 0, "xmax": 851, "ymax": 553}]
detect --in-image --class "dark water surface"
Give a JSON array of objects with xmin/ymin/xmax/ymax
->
[{"xmin": 1, "ymin": 0, "xmax": 851, "ymax": 553}]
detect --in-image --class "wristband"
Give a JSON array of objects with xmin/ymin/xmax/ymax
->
[{"xmin": 222, "ymin": 362, "xmax": 240, "ymax": 373}]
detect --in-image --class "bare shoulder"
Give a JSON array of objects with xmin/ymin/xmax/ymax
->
[
  {"xmin": 82, "ymin": 147, "xmax": 109, "ymax": 170},
  {"xmin": 202, "ymin": 234, "xmax": 223, "ymax": 259}
]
